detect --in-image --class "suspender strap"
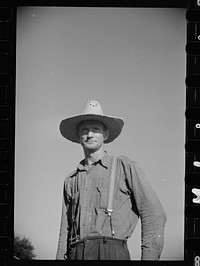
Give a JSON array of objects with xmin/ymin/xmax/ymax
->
[
  {"xmin": 106, "ymin": 156, "xmax": 117, "ymax": 214},
  {"xmin": 100, "ymin": 156, "xmax": 117, "ymax": 237}
]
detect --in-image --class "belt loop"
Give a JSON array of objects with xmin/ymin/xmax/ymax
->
[
  {"xmin": 123, "ymin": 239, "xmax": 126, "ymax": 247},
  {"xmin": 84, "ymin": 238, "xmax": 87, "ymax": 245},
  {"xmin": 103, "ymin": 236, "xmax": 107, "ymax": 243}
]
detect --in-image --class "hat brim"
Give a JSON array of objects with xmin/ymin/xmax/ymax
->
[{"xmin": 60, "ymin": 114, "xmax": 124, "ymax": 144}]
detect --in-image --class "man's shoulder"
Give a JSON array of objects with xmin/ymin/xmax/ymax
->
[
  {"xmin": 117, "ymin": 155, "xmax": 132, "ymax": 163},
  {"xmin": 117, "ymin": 155, "xmax": 139, "ymax": 169},
  {"xmin": 64, "ymin": 169, "xmax": 78, "ymax": 183}
]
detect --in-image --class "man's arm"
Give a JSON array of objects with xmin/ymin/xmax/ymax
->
[
  {"xmin": 56, "ymin": 185, "xmax": 69, "ymax": 260},
  {"xmin": 125, "ymin": 159, "xmax": 167, "ymax": 260}
]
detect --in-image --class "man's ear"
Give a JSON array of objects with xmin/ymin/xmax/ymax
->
[
  {"xmin": 76, "ymin": 135, "xmax": 80, "ymax": 143},
  {"xmin": 103, "ymin": 129, "xmax": 109, "ymax": 141},
  {"xmin": 76, "ymin": 128, "xmax": 80, "ymax": 143}
]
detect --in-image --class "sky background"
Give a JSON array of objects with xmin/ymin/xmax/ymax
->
[{"xmin": 15, "ymin": 7, "xmax": 186, "ymax": 260}]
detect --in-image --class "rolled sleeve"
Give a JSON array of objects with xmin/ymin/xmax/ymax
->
[{"xmin": 125, "ymin": 160, "xmax": 167, "ymax": 260}]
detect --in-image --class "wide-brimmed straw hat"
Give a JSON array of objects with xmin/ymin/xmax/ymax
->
[{"xmin": 60, "ymin": 100, "xmax": 124, "ymax": 143}]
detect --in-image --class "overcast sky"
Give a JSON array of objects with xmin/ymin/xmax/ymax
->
[{"xmin": 15, "ymin": 7, "xmax": 185, "ymax": 260}]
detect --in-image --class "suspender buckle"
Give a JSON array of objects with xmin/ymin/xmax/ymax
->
[{"xmin": 105, "ymin": 209, "xmax": 113, "ymax": 216}]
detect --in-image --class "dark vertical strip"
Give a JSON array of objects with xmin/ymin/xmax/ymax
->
[
  {"xmin": 185, "ymin": 0, "xmax": 200, "ymax": 264},
  {"xmin": 0, "ymin": 2, "xmax": 16, "ymax": 266}
]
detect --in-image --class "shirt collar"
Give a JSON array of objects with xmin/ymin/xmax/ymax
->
[{"xmin": 77, "ymin": 151, "xmax": 110, "ymax": 171}]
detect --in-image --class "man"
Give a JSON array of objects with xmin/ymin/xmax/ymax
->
[{"xmin": 56, "ymin": 99, "xmax": 167, "ymax": 260}]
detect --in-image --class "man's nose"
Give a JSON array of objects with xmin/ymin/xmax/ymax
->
[{"xmin": 88, "ymin": 130, "xmax": 94, "ymax": 137}]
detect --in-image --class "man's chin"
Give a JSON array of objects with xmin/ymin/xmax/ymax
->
[
  {"xmin": 84, "ymin": 143, "xmax": 98, "ymax": 151},
  {"xmin": 85, "ymin": 145, "xmax": 97, "ymax": 150}
]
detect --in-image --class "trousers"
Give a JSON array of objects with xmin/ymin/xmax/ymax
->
[{"xmin": 66, "ymin": 236, "xmax": 131, "ymax": 260}]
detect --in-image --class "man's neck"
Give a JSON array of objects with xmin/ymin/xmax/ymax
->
[{"xmin": 84, "ymin": 149, "xmax": 106, "ymax": 166}]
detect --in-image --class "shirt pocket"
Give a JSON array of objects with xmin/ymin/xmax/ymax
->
[
  {"xmin": 114, "ymin": 179, "xmax": 131, "ymax": 210},
  {"xmin": 96, "ymin": 181, "xmax": 130, "ymax": 211},
  {"xmin": 96, "ymin": 186, "xmax": 108, "ymax": 209}
]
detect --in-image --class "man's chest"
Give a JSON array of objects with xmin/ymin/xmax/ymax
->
[
  {"xmin": 73, "ymin": 167, "xmax": 110, "ymax": 209},
  {"xmin": 70, "ymin": 164, "xmax": 130, "ymax": 211}
]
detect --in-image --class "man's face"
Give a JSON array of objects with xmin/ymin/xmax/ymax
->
[{"xmin": 78, "ymin": 120, "xmax": 109, "ymax": 152}]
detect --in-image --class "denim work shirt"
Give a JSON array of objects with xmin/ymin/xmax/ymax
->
[{"xmin": 56, "ymin": 153, "xmax": 167, "ymax": 260}]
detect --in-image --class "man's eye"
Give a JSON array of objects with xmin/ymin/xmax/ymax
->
[{"xmin": 80, "ymin": 129, "xmax": 87, "ymax": 133}]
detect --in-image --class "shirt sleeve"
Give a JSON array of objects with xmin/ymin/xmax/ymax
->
[
  {"xmin": 124, "ymin": 158, "xmax": 167, "ymax": 260},
  {"xmin": 56, "ymin": 182, "xmax": 70, "ymax": 260}
]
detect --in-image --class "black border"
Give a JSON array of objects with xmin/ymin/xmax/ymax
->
[{"xmin": 0, "ymin": 0, "xmax": 195, "ymax": 265}]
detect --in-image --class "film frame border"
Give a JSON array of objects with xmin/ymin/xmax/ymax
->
[
  {"xmin": 0, "ymin": 0, "xmax": 196, "ymax": 265},
  {"xmin": 185, "ymin": 0, "xmax": 200, "ymax": 265},
  {"xmin": 0, "ymin": 2, "xmax": 16, "ymax": 266}
]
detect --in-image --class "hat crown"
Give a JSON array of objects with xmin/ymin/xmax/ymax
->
[{"xmin": 83, "ymin": 100, "xmax": 103, "ymax": 115}]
